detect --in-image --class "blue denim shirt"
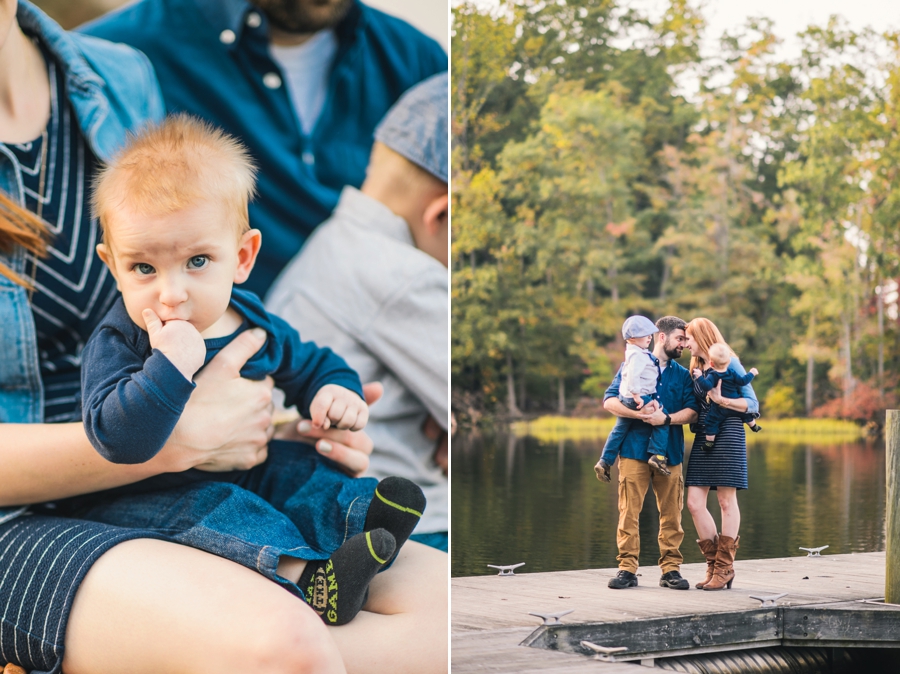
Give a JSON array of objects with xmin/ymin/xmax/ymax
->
[
  {"xmin": 82, "ymin": 0, "xmax": 448, "ymax": 295},
  {"xmin": 0, "ymin": 1, "xmax": 163, "ymax": 523},
  {"xmin": 603, "ymin": 358, "xmax": 698, "ymax": 466}
]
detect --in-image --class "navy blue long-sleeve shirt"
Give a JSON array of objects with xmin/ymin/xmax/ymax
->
[
  {"xmin": 81, "ymin": 0, "xmax": 446, "ymax": 296},
  {"xmin": 602, "ymin": 359, "xmax": 698, "ymax": 466},
  {"xmin": 695, "ymin": 367, "xmax": 755, "ymax": 399},
  {"xmin": 82, "ymin": 288, "xmax": 364, "ymax": 464}
]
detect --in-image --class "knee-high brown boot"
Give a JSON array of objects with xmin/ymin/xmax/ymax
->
[
  {"xmin": 695, "ymin": 536, "xmax": 718, "ymax": 589},
  {"xmin": 702, "ymin": 534, "xmax": 739, "ymax": 591}
]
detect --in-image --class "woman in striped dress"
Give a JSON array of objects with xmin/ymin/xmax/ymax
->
[
  {"xmin": 684, "ymin": 318, "xmax": 760, "ymax": 591},
  {"xmin": 0, "ymin": 4, "xmax": 445, "ymax": 673}
]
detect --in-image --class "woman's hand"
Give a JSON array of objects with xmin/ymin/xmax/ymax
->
[
  {"xmin": 706, "ymin": 380, "xmax": 724, "ymax": 405},
  {"xmin": 275, "ymin": 382, "xmax": 384, "ymax": 477},
  {"xmin": 163, "ymin": 329, "xmax": 275, "ymax": 472}
]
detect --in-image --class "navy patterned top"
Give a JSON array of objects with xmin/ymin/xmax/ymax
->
[{"xmin": 3, "ymin": 47, "xmax": 119, "ymax": 422}]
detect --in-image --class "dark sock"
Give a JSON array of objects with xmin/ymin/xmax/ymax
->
[
  {"xmin": 364, "ymin": 477, "xmax": 426, "ymax": 561},
  {"xmin": 298, "ymin": 529, "xmax": 396, "ymax": 625}
]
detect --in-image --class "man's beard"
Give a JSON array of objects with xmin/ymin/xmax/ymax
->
[
  {"xmin": 255, "ymin": 0, "xmax": 354, "ymax": 33},
  {"xmin": 663, "ymin": 342, "xmax": 683, "ymax": 360}
]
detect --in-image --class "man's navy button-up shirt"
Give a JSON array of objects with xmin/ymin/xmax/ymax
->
[
  {"xmin": 82, "ymin": 0, "xmax": 447, "ymax": 295},
  {"xmin": 603, "ymin": 358, "xmax": 698, "ymax": 466}
]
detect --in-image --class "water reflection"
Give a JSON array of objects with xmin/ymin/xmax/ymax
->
[{"xmin": 451, "ymin": 434, "xmax": 885, "ymax": 578}]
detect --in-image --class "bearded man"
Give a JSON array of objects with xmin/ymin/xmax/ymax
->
[{"xmin": 83, "ymin": 0, "xmax": 446, "ymax": 295}]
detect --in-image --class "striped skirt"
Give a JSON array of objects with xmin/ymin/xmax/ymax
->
[
  {"xmin": 684, "ymin": 401, "xmax": 749, "ymax": 490},
  {"xmin": 0, "ymin": 515, "xmax": 163, "ymax": 673}
]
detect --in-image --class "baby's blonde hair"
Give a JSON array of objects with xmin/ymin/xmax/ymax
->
[
  {"xmin": 93, "ymin": 114, "xmax": 257, "ymax": 247},
  {"xmin": 708, "ymin": 343, "xmax": 732, "ymax": 368}
]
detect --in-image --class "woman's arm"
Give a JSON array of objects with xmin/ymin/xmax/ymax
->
[{"xmin": 0, "ymin": 330, "xmax": 274, "ymax": 506}]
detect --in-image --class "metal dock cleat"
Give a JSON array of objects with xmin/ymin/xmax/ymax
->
[
  {"xmin": 487, "ymin": 562, "xmax": 525, "ymax": 576},
  {"xmin": 528, "ymin": 609, "xmax": 574, "ymax": 625},
  {"xmin": 580, "ymin": 640, "xmax": 628, "ymax": 662},
  {"xmin": 799, "ymin": 545, "xmax": 829, "ymax": 557},
  {"xmin": 749, "ymin": 593, "xmax": 788, "ymax": 607}
]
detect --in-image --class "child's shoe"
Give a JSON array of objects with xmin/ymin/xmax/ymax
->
[
  {"xmin": 750, "ymin": 423, "xmax": 762, "ymax": 433},
  {"xmin": 648, "ymin": 454, "xmax": 671, "ymax": 477},
  {"xmin": 702, "ymin": 439, "xmax": 715, "ymax": 451},
  {"xmin": 594, "ymin": 459, "xmax": 612, "ymax": 483}
]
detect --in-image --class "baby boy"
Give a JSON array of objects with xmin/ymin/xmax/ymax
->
[
  {"xmin": 79, "ymin": 114, "xmax": 425, "ymax": 625},
  {"xmin": 692, "ymin": 342, "xmax": 761, "ymax": 449}
]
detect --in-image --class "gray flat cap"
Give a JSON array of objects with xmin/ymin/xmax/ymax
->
[
  {"xmin": 622, "ymin": 315, "xmax": 658, "ymax": 340},
  {"xmin": 374, "ymin": 72, "xmax": 448, "ymax": 183}
]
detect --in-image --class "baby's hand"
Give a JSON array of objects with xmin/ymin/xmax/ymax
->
[
  {"xmin": 749, "ymin": 367, "xmax": 759, "ymax": 376},
  {"xmin": 692, "ymin": 368, "xmax": 701, "ymax": 379},
  {"xmin": 143, "ymin": 308, "xmax": 206, "ymax": 380},
  {"xmin": 632, "ymin": 393, "xmax": 644, "ymax": 409},
  {"xmin": 309, "ymin": 384, "xmax": 369, "ymax": 431}
]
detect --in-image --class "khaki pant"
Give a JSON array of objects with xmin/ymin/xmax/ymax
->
[{"xmin": 616, "ymin": 458, "xmax": 684, "ymax": 574}]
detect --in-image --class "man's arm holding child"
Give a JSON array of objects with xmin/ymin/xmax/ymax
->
[{"xmin": 602, "ymin": 365, "xmax": 643, "ymax": 419}]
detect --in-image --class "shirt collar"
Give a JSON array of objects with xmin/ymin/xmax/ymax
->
[
  {"xmin": 18, "ymin": 1, "xmax": 104, "ymax": 91},
  {"xmin": 193, "ymin": 0, "xmax": 364, "ymax": 50},
  {"xmin": 333, "ymin": 186, "xmax": 415, "ymax": 247}
]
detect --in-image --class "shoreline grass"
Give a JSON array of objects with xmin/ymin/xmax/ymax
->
[{"xmin": 511, "ymin": 415, "xmax": 867, "ymax": 445}]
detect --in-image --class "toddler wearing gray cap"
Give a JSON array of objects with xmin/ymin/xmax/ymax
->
[
  {"xmin": 267, "ymin": 73, "xmax": 450, "ymax": 549},
  {"xmin": 594, "ymin": 315, "xmax": 672, "ymax": 482}
]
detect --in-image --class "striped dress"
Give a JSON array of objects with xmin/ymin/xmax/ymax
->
[
  {"xmin": 684, "ymin": 371, "xmax": 749, "ymax": 490},
  {"xmin": 0, "ymin": 46, "xmax": 162, "ymax": 673}
]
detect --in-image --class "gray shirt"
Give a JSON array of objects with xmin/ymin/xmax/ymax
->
[
  {"xmin": 621, "ymin": 344, "xmax": 659, "ymax": 397},
  {"xmin": 266, "ymin": 187, "xmax": 448, "ymax": 534}
]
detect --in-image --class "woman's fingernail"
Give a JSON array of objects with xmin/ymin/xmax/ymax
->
[
  {"xmin": 297, "ymin": 420, "xmax": 312, "ymax": 433},
  {"xmin": 251, "ymin": 327, "xmax": 266, "ymax": 340},
  {"xmin": 318, "ymin": 441, "xmax": 333, "ymax": 454}
]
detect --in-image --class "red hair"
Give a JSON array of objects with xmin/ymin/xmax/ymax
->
[
  {"xmin": 0, "ymin": 192, "xmax": 49, "ymax": 288},
  {"xmin": 686, "ymin": 317, "xmax": 736, "ymax": 372}
]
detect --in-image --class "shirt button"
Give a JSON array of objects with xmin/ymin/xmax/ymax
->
[
  {"xmin": 263, "ymin": 72, "xmax": 282, "ymax": 89},
  {"xmin": 246, "ymin": 12, "xmax": 262, "ymax": 28},
  {"xmin": 219, "ymin": 29, "xmax": 236, "ymax": 44},
  {"xmin": 302, "ymin": 151, "xmax": 315, "ymax": 166}
]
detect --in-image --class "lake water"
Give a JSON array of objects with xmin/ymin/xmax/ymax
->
[{"xmin": 451, "ymin": 433, "xmax": 885, "ymax": 577}]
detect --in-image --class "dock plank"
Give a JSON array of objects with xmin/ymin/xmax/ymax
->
[{"xmin": 452, "ymin": 552, "xmax": 887, "ymax": 671}]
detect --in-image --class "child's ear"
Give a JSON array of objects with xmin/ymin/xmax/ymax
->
[
  {"xmin": 423, "ymin": 192, "xmax": 449, "ymax": 235},
  {"xmin": 96, "ymin": 243, "xmax": 120, "ymax": 286},
  {"xmin": 234, "ymin": 229, "xmax": 262, "ymax": 284}
]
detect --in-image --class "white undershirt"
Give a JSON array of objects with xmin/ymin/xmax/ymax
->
[{"xmin": 269, "ymin": 29, "xmax": 339, "ymax": 137}]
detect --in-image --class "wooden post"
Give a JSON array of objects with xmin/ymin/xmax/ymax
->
[{"xmin": 887, "ymin": 410, "xmax": 900, "ymax": 603}]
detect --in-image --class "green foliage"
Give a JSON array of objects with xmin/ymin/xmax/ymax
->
[
  {"xmin": 764, "ymin": 384, "xmax": 800, "ymax": 419},
  {"xmin": 452, "ymin": 0, "xmax": 900, "ymax": 421}
]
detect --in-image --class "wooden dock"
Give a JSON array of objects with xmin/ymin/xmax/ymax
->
[{"xmin": 452, "ymin": 551, "xmax": 891, "ymax": 672}]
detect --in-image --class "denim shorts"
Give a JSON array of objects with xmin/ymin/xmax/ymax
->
[{"xmin": 50, "ymin": 441, "xmax": 376, "ymax": 600}]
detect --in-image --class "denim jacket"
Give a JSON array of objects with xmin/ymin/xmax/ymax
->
[{"xmin": 0, "ymin": 1, "xmax": 164, "ymax": 523}]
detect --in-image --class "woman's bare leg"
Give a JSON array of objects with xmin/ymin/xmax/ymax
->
[
  {"xmin": 330, "ymin": 541, "xmax": 448, "ymax": 674},
  {"xmin": 716, "ymin": 487, "xmax": 741, "ymax": 538},
  {"xmin": 64, "ymin": 539, "xmax": 345, "ymax": 674},
  {"xmin": 687, "ymin": 486, "xmax": 718, "ymax": 540}
]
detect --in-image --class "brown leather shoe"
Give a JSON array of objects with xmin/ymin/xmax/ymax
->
[
  {"xmin": 703, "ymin": 535, "xmax": 739, "ymax": 591},
  {"xmin": 648, "ymin": 454, "xmax": 671, "ymax": 477},
  {"xmin": 695, "ymin": 536, "xmax": 718, "ymax": 589}
]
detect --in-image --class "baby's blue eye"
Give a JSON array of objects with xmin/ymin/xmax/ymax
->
[
  {"xmin": 188, "ymin": 255, "xmax": 209, "ymax": 269},
  {"xmin": 135, "ymin": 263, "xmax": 155, "ymax": 275}
]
